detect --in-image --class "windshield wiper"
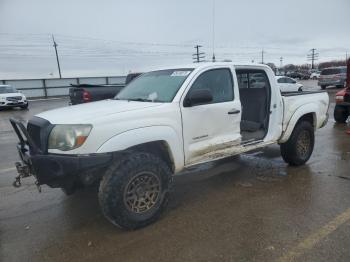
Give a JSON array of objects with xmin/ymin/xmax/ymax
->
[{"xmin": 127, "ymin": 98, "xmax": 153, "ymax": 102}]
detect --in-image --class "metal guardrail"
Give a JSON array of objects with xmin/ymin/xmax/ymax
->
[{"xmin": 1, "ymin": 76, "xmax": 126, "ymax": 98}]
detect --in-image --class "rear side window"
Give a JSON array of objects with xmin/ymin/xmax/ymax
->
[
  {"xmin": 321, "ymin": 68, "xmax": 341, "ymax": 75},
  {"xmin": 277, "ymin": 78, "xmax": 286, "ymax": 83},
  {"xmin": 285, "ymin": 78, "xmax": 296, "ymax": 84},
  {"xmin": 189, "ymin": 68, "xmax": 234, "ymax": 103},
  {"xmin": 237, "ymin": 71, "xmax": 270, "ymax": 89}
]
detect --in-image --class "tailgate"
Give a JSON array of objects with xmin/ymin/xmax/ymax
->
[{"xmin": 69, "ymin": 87, "xmax": 84, "ymax": 104}]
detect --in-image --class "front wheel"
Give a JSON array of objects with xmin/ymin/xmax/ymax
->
[
  {"xmin": 280, "ymin": 121, "xmax": 315, "ymax": 166},
  {"xmin": 334, "ymin": 105, "xmax": 348, "ymax": 123},
  {"xmin": 98, "ymin": 152, "xmax": 172, "ymax": 230}
]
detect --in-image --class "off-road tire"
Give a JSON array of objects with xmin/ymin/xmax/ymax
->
[
  {"xmin": 98, "ymin": 152, "xmax": 172, "ymax": 230},
  {"xmin": 280, "ymin": 121, "xmax": 315, "ymax": 166},
  {"xmin": 334, "ymin": 105, "xmax": 348, "ymax": 123}
]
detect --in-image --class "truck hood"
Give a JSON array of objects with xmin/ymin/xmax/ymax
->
[{"xmin": 36, "ymin": 99, "xmax": 163, "ymax": 124}]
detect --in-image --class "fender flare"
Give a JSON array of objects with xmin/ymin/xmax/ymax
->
[
  {"xmin": 279, "ymin": 104, "xmax": 318, "ymax": 143},
  {"xmin": 97, "ymin": 126, "xmax": 184, "ymax": 172}
]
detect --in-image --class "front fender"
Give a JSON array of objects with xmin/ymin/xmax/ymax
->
[
  {"xmin": 97, "ymin": 126, "xmax": 184, "ymax": 172},
  {"xmin": 279, "ymin": 104, "xmax": 318, "ymax": 143}
]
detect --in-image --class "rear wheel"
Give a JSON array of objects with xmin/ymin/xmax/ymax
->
[
  {"xmin": 98, "ymin": 152, "xmax": 172, "ymax": 229},
  {"xmin": 321, "ymin": 85, "xmax": 326, "ymax": 90},
  {"xmin": 334, "ymin": 105, "xmax": 348, "ymax": 123},
  {"xmin": 280, "ymin": 121, "xmax": 315, "ymax": 166}
]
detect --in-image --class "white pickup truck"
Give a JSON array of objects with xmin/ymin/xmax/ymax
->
[{"xmin": 11, "ymin": 63, "xmax": 329, "ymax": 229}]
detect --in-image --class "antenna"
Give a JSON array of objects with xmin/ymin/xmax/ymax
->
[{"xmin": 211, "ymin": 0, "xmax": 216, "ymax": 62}]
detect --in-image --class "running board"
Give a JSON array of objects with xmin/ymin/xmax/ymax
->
[{"xmin": 241, "ymin": 139, "xmax": 264, "ymax": 147}]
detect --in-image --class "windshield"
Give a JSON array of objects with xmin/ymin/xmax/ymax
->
[
  {"xmin": 116, "ymin": 69, "xmax": 193, "ymax": 102},
  {"xmin": 0, "ymin": 86, "xmax": 17, "ymax": 94}
]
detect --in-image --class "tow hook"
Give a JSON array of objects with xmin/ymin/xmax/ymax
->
[
  {"xmin": 13, "ymin": 175, "xmax": 22, "ymax": 188},
  {"xmin": 12, "ymin": 162, "xmax": 32, "ymax": 188}
]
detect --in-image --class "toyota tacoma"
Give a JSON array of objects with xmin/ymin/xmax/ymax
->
[{"xmin": 10, "ymin": 63, "xmax": 329, "ymax": 229}]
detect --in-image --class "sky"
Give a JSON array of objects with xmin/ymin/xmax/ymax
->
[{"xmin": 0, "ymin": 0, "xmax": 349, "ymax": 79}]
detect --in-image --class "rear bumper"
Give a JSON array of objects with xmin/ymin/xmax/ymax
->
[
  {"xmin": 10, "ymin": 118, "xmax": 112, "ymax": 189},
  {"xmin": 320, "ymin": 113, "xmax": 329, "ymax": 128}
]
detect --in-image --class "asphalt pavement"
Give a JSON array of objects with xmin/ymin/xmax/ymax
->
[{"xmin": 1, "ymin": 80, "xmax": 350, "ymax": 262}]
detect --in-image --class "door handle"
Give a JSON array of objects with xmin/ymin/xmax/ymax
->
[{"xmin": 228, "ymin": 109, "xmax": 240, "ymax": 114}]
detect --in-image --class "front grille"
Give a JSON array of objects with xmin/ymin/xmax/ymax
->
[
  {"xmin": 27, "ymin": 122, "xmax": 42, "ymax": 150},
  {"xmin": 26, "ymin": 117, "xmax": 53, "ymax": 153},
  {"xmin": 6, "ymin": 96, "xmax": 22, "ymax": 101}
]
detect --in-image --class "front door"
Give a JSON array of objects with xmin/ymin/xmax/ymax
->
[{"xmin": 181, "ymin": 67, "xmax": 241, "ymax": 165}]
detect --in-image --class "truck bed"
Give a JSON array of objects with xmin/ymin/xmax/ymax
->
[
  {"xmin": 281, "ymin": 90, "xmax": 327, "ymax": 97},
  {"xmin": 281, "ymin": 90, "xmax": 329, "ymax": 134},
  {"xmin": 69, "ymin": 84, "xmax": 125, "ymax": 105}
]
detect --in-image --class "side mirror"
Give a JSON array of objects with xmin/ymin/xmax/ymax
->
[{"xmin": 184, "ymin": 89, "xmax": 213, "ymax": 107}]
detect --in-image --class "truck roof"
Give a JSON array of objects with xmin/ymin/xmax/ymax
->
[{"xmin": 150, "ymin": 62, "xmax": 271, "ymax": 72}]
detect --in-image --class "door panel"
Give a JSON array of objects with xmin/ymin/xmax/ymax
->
[{"xmin": 180, "ymin": 68, "xmax": 241, "ymax": 165}]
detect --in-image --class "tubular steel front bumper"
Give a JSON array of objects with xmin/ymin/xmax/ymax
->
[{"xmin": 10, "ymin": 118, "xmax": 112, "ymax": 190}]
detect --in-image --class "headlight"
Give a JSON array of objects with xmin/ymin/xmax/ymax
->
[{"xmin": 48, "ymin": 124, "xmax": 92, "ymax": 151}]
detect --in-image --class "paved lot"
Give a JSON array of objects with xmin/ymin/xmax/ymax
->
[{"xmin": 1, "ymin": 81, "xmax": 350, "ymax": 262}]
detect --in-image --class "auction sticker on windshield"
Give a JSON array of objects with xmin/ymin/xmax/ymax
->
[{"xmin": 171, "ymin": 71, "xmax": 191, "ymax": 77}]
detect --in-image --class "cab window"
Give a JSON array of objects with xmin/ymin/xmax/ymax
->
[{"xmin": 188, "ymin": 68, "xmax": 234, "ymax": 104}]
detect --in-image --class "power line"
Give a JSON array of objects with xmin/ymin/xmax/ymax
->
[{"xmin": 52, "ymin": 35, "xmax": 62, "ymax": 78}]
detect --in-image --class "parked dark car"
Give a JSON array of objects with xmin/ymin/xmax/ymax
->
[
  {"xmin": 286, "ymin": 71, "xmax": 310, "ymax": 80},
  {"xmin": 69, "ymin": 73, "xmax": 142, "ymax": 105},
  {"xmin": 334, "ymin": 60, "xmax": 350, "ymax": 123},
  {"xmin": 318, "ymin": 66, "xmax": 347, "ymax": 90}
]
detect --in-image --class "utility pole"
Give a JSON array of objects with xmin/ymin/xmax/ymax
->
[
  {"xmin": 261, "ymin": 49, "xmax": 265, "ymax": 64},
  {"xmin": 52, "ymin": 35, "xmax": 62, "ymax": 78},
  {"xmin": 211, "ymin": 0, "xmax": 216, "ymax": 62},
  {"xmin": 192, "ymin": 45, "xmax": 205, "ymax": 63},
  {"xmin": 280, "ymin": 57, "xmax": 283, "ymax": 68},
  {"xmin": 307, "ymin": 48, "xmax": 319, "ymax": 69}
]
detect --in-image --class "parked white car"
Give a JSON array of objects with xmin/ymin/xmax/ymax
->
[
  {"xmin": 11, "ymin": 63, "xmax": 329, "ymax": 229},
  {"xmin": 276, "ymin": 76, "xmax": 303, "ymax": 92},
  {"xmin": 0, "ymin": 85, "xmax": 28, "ymax": 110},
  {"xmin": 310, "ymin": 71, "xmax": 321, "ymax": 80}
]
